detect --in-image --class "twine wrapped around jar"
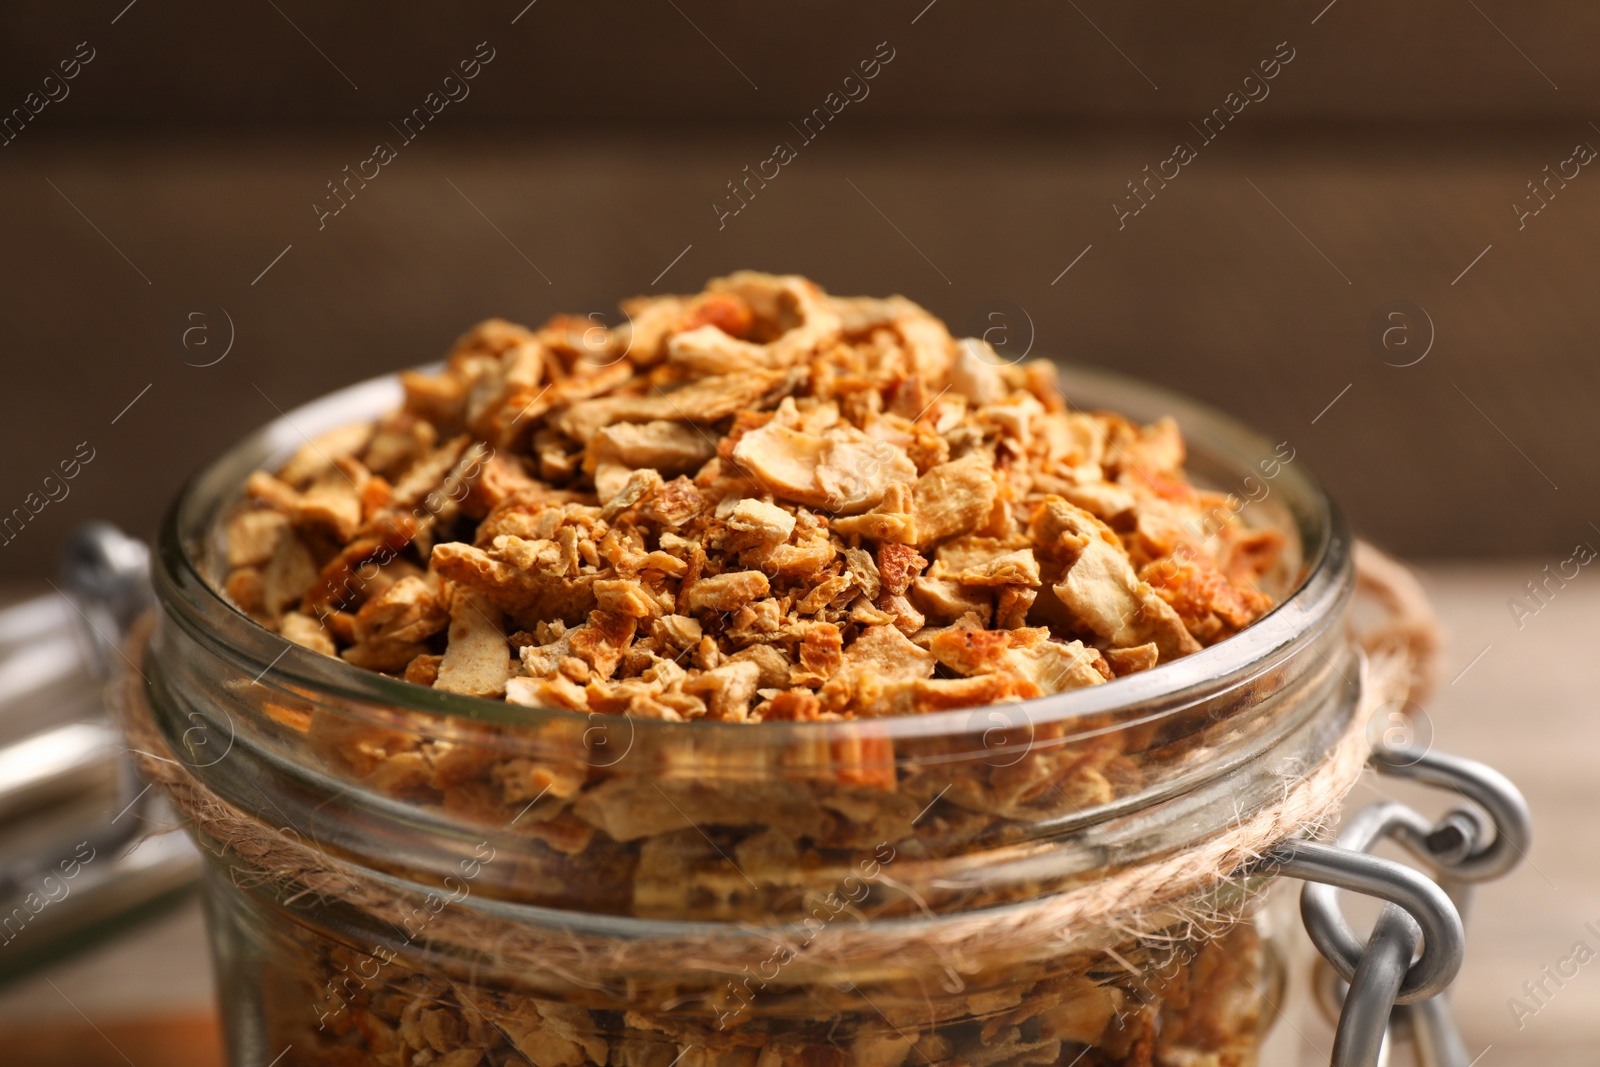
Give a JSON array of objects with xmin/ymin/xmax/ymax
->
[{"xmin": 116, "ymin": 542, "xmax": 1437, "ymax": 987}]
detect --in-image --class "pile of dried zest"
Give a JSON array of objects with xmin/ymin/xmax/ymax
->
[
  {"xmin": 223, "ymin": 272, "xmax": 1283, "ymax": 723},
  {"xmin": 270, "ymin": 907, "xmax": 1268, "ymax": 1067}
]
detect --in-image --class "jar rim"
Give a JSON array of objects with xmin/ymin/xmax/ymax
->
[{"xmin": 155, "ymin": 361, "xmax": 1351, "ymax": 742}]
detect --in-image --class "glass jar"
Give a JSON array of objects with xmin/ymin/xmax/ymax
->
[{"xmin": 133, "ymin": 364, "xmax": 1355, "ymax": 1067}]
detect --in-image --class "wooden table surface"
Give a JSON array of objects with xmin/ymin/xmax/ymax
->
[{"xmin": 0, "ymin": 562, "xmax": 1592, "ymax": 1066}]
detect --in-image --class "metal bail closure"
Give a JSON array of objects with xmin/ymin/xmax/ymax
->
[
  {"xmin": 1264, "ymin": 738, "xmax": 1532, "ymax": 1067},
  {"xmin": 1272, "ymin": 835, "xmax": 1464, "ymax": 1000}
]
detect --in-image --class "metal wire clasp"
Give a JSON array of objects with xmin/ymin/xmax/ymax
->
[{"xmin": 1263, "ymin": 739, "xmax": 1531, "ymax": 1067}]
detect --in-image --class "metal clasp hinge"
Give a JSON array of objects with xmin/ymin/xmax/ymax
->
[{"xmin": 1263, "ymin": 740, "xmax": 1531, "ymax": 1067}]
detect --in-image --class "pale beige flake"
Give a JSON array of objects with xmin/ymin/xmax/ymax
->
[
  {"xmin": 1007, "ymin": 639, "xmax": 1108, "ymax": 694},
  {"xmin": 978, "ymin": 393, "xmax": 1044, "ymax": 448},
  {"xmin": 726, "ymin": 598, "xmax": 783, "ymax": 643},
  {"xmin": 591, "ymin": 461, "xmax": 635, "ymax": 505},
  {"xmin": 293, "ymin": 459, "xmax": 369, "ymax": 542},
  {"xmin": 709, "ymin": 271, "xmax": 841, "ymax": 366},
  {"xmin": 224, "ymin": 508, "xmax": 289, "ymax": 568},
  {"xmin": 277, "ymin": 422, "xmax": 373, "ymax": 487},
  {"xmin": 844, "ymin": 624, "xmax": 936, "ymax": 682},
  {"xmin": 839, "ymin": 450, "xmax": 998, "ymax": 546},
  {"xmin": 599, "ymin": 467, "xmax": 664, "ymax": 515},
  {"xmin": 244, "ymin": 470, "xmax": 301, "ymax": 514},
  {"xmin": 826, "ymin": 292, "xmax": 925, "ymax": 334},
  {"xmin": 650, "ymin": 613, "xmax": 703, "ymax": 652},
  {"xmin": 1116, "ymin": 414, "xmax": 1185, "ymax": 474},
  {"xmin": 1059, "ymin": 481, "xmax": 1138, "ymax": 522},
  {"xmin": 866, "ymin": 299, "xmax": 957, "ymax": 381},
  {"xmin": 588, "ymin": 419, "xmax": 717, "ymax": 477},
  {"xmin": 389, "ymin": 435, "xmax": 470, "ymax": 510},
  {"xmin": 261, "ymin": 528, "xmax": 317, "ymax": 615},
  {"xmin": 731, "ymin": 409, "xmax": 916, "ymax": 515},
  {"xmin": 611, "ymin": 294, "xmax": 685, "ymax": 367},
  {"xmin": 1053, "ymin": 536, "xmax": 1201, "ymax": 660},
  {"xmin": 519, "ymin": 621, "xmax": 574, "ymax": 680},
  {"xmin": 665, "ymin": 324, "xmax": 774, "ymax": 375},
  {"xmin": 1104, "ymin": 642, "xmax": 1160, "ymax": 676},
  {"xmin": 434, "ymin": 588, "xmax": 512, "ymax": 698},
  {"xmin": 278, "ymin": 611, "xmax": 336, "ymax": 657},
  {"xmin": 878, "ymin": 592, "xmax": 926, "ymax": 635},
  {"xmin": 681, "ymin": 570, "xmax": 770, "ymax": 614},
  {"xmin": 723, "ymin": 498, "xmax": 796, "ymax": 543},
  {"xmin": 909, "ymin": 451, "xmax": 999, "ymax": 546},
  {"xmin": 933, "ymin": 536, "xmax": 1041, "ymax": 587},
  {"xmin": 504, "ymin": 674, "xmax": 587, "ymax": 712},
  {"xmin": 949, "ymin": 338, "xmax": 1009, "ymax": 405},
  {"xmin": 726, "ymin": 644, "xmax": 790, "ymax": 688},
  {"xmin": 341, "ymin": 576, "xmax": 448, "ymax": 671},
  {"xmin": 793, "ymin": 573, "xmax": 853, "ymax": 615},
  {"xmin": 555, "ymin": 368, "xmax": 795, "ymax": 443},
  {"xmin": 223, "ymin": 567, "xmax": 266, "ymax": 617},
  {"xmin": 684, "ymin": 660, "xmax": 761, "ymax": 721},
  {"xmin": 995, "ymin": 585, "xmax": 1038, "ymax": 630},
  {"xmin": 909, "ymin": 576, "xmax": 992, "ymax": 626},
  {"xmin": 841, "ymin": 547, "xmax": 882, "ymax": 602},
  {"xmin": 593, "ymin": 577, "xmax": 665, "ymax": 620}
]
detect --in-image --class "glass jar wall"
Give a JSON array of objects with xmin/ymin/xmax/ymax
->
[{"xmin": 134, "ymin": 365, "xmax": 1355, "ymax": 1067}]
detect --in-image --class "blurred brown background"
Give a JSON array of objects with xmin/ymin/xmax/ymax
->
[
  {"xmin": 2, "ymin": 4, "xmax": 1599, "ymax": 1064},
  {"xmin": 2, "ymin": 1, "xmax": 1598, "ymax": 578}
]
